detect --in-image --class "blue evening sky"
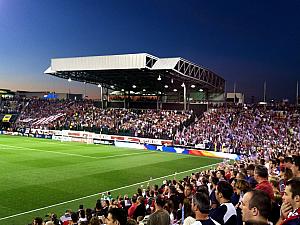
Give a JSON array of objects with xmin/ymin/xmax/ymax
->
[{"xmin": 0, "ymin": 0, "xmax": 299, "ymax": 101}]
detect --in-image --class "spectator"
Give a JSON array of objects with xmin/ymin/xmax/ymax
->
[
  {"xmin": 285, "ymin": 157, "xmax": 294, "ymax": 170},
  {"xmin": 276, "ymin": 178, "xmax": 300, "ymax": 225},
  {"xmin": 240, "ymin": 190, "xmax": 271, "ymax": 225},
  {"xmin": 216, "ymin": 170, "xmax": 226, "ymax": 181},
  {"xmin": 101, "ymin": 200, "xmax": 109, "ymax": 217},
  {"xmin": 133, "ymin": 196, "xmax": 146, "ymax": 220},
  {"xmin": 60, "ymin": 209, "xmax": 72, "ymax": 224},
  {"xmin": 128, "ymin": 195, "xmax": 138, "ymax": 218},
  {"xmin": 148, "ymin": 195, "xmax": 170, "ymax": 225},
  {"xmin": 191, "ymin": 192, "xmax": 219, "ymax": 225},
  {"xmin": 184, "ymin": 184, "xmax": 194, "ymax": 201},
  {"xmin": 209, "ymin": 176, "xmax": 219, "ymax": 210},
  {"xmin": 291, "ymin": 156, "xmax": 300, "ymax": 178},
  {"xmin": 33, "ymin": 217, "xmax": 44, "ymax": 225},
  {"xmin": 246, "ymin": 164, "xmax": 258, "ymax": 189},
  {"xmin": 70, "ymin": 212, "xmax": 79, "ymax": 225},
  {"xmin": 235, "ymin": 179, "xmax": 251, "ymax": 205},
  {"xmin": 106, "ymin": 208, "xmax": 127, "ymax": 225},
  {"xmin": 210, "ymin": 181, "xmax": 237, "ymax": 225},
  {"xmin": 88, "ymin": 217, "xmax": 101, "ymax": 225},
  {"xmin": 254, "ymin": 165, "xmax": 274, "ymax": 200}
]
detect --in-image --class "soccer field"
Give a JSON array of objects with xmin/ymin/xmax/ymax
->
[{"xmin": 0, "ymin": 135, "xmax": 222, "ymax": 225}]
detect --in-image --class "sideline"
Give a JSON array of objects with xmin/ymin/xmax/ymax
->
[{"xmin": 0, "ymin": 163, "xmax": 219, "ymax": 221}]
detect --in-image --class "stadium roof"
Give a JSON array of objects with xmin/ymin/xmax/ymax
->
[{"xmin": 44, "ymin": 53, "xmax": 225, "ymax": 94}]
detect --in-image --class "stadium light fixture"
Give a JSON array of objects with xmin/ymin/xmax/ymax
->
[
  {"xmin": 110, "ymin": 85, "xmax": 114, "ymax": 89},
  {"xmin": 98, "ymin": 84, "xmax": 101, "ymax": 88},
  {"xmin": 132, "ymin": 85, "xmax": 136, "ymax": 89},
  {"xmin": 143, "ymin": 89, "xmax": 146, "ymax": 92},
  {"xmin": 173, "ymin": 89, "xmax": 177, "ymax": 92},
  {"xmin": 68, "ymin": 78, "xmax": 72, "ymax": 82},
  {"xmin": 171, "ymin": 78, "xmax": 174, "ymax": 83},
  {"xmin": 164, "ymin": 85, "xmax": 168, "ymax": 88},
  {"xmin": 181, "ymin": 83, "xmax": 185, "ymax": 87},
  {"xmin": 191, "ymin": 84, "xmax": 195, "ymax": 88},
  {"xmin": 121, "ymin": 89, "xmax": 124, "ymax": 92},
  {"xmin": 158, "ymin": 91, "xmax": 161, "ymax": 94},
  {"xmin": 199, "ymin": 88, "xmax": 204, "ymax": 92},
  {"xmin": 157, "ymin": 75, "xmax": 161, "ymax": 81}
]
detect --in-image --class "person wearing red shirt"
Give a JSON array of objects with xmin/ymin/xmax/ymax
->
[
  {"xmin": 254, "ymin": 165, "xmax": 274, "ymax": 200},
  {"xmin": 128, "ymin": 196, "xmax": 138, "ymax": 219}
]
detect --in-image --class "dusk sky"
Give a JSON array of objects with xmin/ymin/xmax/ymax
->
[{"xmin": 0, "ymin": 0, "xmax": 299, "ymax": 102}]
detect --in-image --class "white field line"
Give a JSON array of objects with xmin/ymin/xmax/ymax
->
[
  {"xmin": 0, "ymin": 163, "xmax": 219, "ymax": 221},
  {"xmin": 0, "ymin": 144, "xmax": 154, "ymax": 159},
  {"xmin": 1, "ymin": 138, "xmax": 154, "ymax": 152}
]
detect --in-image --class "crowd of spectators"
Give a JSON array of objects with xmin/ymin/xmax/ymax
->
[
  {"xmin": 174, "ymin": 106, "xmax": 300, "ymax": 155},
  {"xmin": 30, "ymin": 153, "xmax": 300, "ymax": 225},
  {"xmin": 16, "ymin": 99, "xmax": 192, "ymax": 140},
  {"xmin": 0, "ymin": 97, "xmax": 26, "ymax": 114},
  {"xmin": 4, "ymin": 98, "xmax": 300, "ymax": 155},
  {"xmin": 0, "ymin": 98, "xmax": 298, "ymax": 156}
]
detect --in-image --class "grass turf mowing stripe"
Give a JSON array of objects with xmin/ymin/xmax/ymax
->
[
  {"xmin": 0, "ymin": 143, "xmax": 155, "ymax": 159},
  {"xmin": 0, "ymin": 162, "xmax": 219, "ymax": 221}
]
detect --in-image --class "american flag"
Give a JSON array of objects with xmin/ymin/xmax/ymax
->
[{"xmin": 32, "ymin": 113, "xmax": 65, "ymax": 125}]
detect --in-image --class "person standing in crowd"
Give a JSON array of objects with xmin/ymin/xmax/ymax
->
[
  {"xmin": 133, "ymin": 196, "xmax": 146, "ymax": 220},
  {"xmin": 128, "ymin": 196, "xmax": 138, "ymax": 219},
  {"xmin": 276, "ymin": 178, "xmax": 300, "ymax": 225},
  {"xmin": 210, "ymin": 181, "xmax": 237, "ymax": 225},
  {"xmin": 216, "ymin": 170, "xmax": 226, "ymax": 181},
  {"xmin": 148, "ymin": 195, "xmax": 170, "ymax": 225},
  {"xmin": 254, "ymin": 165, "xmax": 274, "ymax": 200},
  {"xmin": 285, "ymin": 157, "xmax": 294, "ymax": 170},
  {"xmin": 246, "ymin": 164, "xmax": 258, "ymax": 189},
  {"xmin": 106, "ymin": 208, "xmax": 127, "ymax": 225},
  {"xmin": 191, "ymin": 192, "xmax": 220, "ymax": 225},
  {"xmin": 240, "ymin": 190, "xmax": 272, "ymax": 225},
  {"xmin": 291, "ymin": 156, "xmax": 300, "ymax": 178},
  {"xmin": 184, "ymin": 184, "xmax": 194, "ymax": 201},
  {"xmin": 32, "ymin": 217, "xmax": 44, "ymax": 225},
  {"xmin": 209, "ymin": 176, "xmax": 219, "ymax": 211}
]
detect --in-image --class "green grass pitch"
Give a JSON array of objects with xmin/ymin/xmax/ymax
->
[{"xmin": 0, "ymin": 135, "xmax": 222, "ymax": 225}]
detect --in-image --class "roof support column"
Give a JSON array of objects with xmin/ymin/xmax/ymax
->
[
  {"xmin": 105, "ymin": 87, "xmax": 109, "ymax": 109},
  {"xmin": 156, "ymin": 93, "xmax": 159, "ymax": 111},
  {"xmin": 123, "ymin": 90, "xmax": 126, "ymax": 109},
  {"xmin": 182, "ymin": 83, "xmax": 186, "ymax": 112},
  {"xmin": 187, "ymin": 87, "xmax": 190, "ymax": 111},
  {"xmin": 98, "ymin": 84, "xmax": 103, "ymax": 109}
]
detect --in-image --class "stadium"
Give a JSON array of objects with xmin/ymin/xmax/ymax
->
[{"xmin": 1, "ymin": 51, "xmax": 300, "ymax": 225}]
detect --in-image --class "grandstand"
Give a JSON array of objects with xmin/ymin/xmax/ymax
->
[{"xmin": 44, "ymin": 53, "xmax": 225, "ymax": 112}]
